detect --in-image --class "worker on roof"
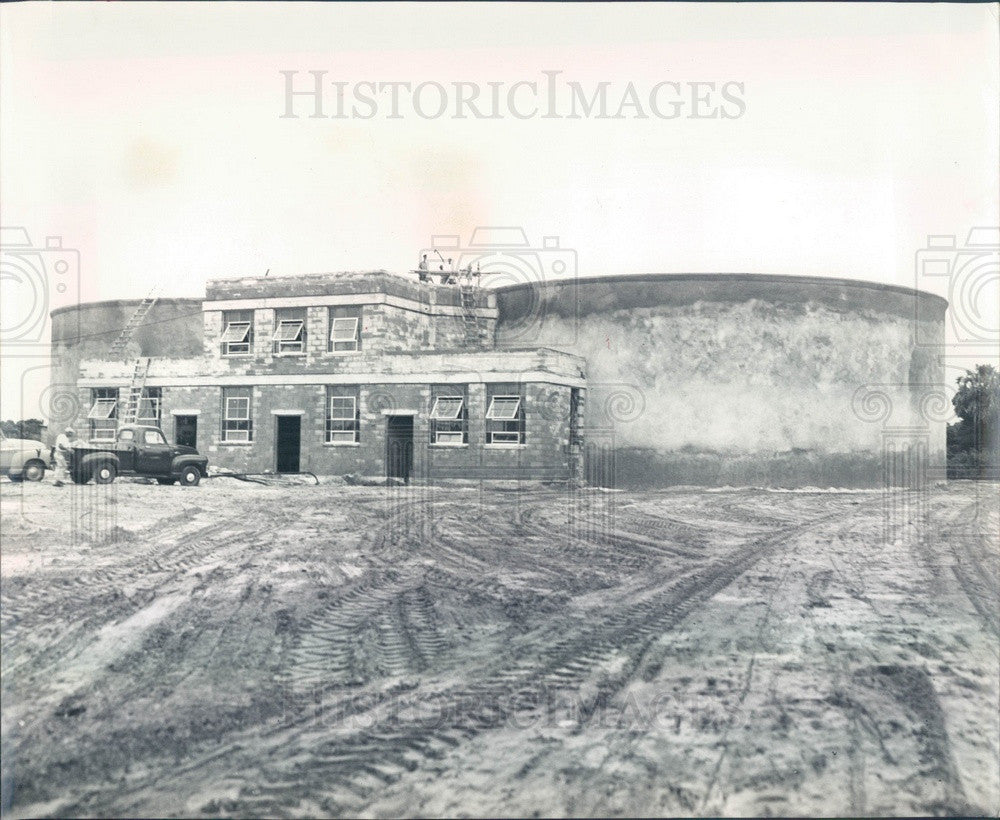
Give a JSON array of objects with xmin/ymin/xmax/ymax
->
[
  {"xmin": 52, "ymin": 426, "xmax": 76, "ymax": 487},
  {"xmin": 417, "ymin": 254, "xmax": 429, "ymax": 282}
]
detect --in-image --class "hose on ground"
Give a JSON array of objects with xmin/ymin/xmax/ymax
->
[{"xmin": 206, "ymin": 472, "xmax": 320, "ymax": 486}]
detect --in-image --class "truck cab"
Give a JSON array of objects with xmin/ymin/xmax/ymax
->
[{"xmin": 70, "ymin": 425, "xmax": 208, "ymax": 486}]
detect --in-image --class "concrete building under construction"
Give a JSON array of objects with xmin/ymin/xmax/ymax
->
[
  {"xmin": 52, "ymin": 272, "xmax": 586, "ymax": 482},
  {"xmin": 50, "ymin": 268, "xmax": 948, "ymax": 487}
]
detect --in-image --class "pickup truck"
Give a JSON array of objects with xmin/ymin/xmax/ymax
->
[
  {"xmin": 1, "ymin": 430, "xmax": 49, "ymax": 482},
  {"xmin": 68, "ymin": 425, "xmax": 208, "ymax": 486}
]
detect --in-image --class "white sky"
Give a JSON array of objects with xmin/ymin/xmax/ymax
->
[{"xmin": 1, "ymin": 2, "xmax": 998, "ymax": 418}]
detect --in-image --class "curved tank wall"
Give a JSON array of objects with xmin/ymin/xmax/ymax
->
[
  {"xmin": 495, "ymin": 274, "xmax": 949, "ymax": 488},
  {"xmin": 49, "ymin": 299, "xmax": 204, "ymax": 420}
]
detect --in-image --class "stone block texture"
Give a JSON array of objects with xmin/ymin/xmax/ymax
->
[{"xmin": 66, "ymin": 272, "xmax": 582, "ymax": 482}]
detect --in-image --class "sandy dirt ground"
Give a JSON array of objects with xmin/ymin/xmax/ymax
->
[{"xmin": 1, "ymin": 477, "xmax": 997, "ymax": 818}]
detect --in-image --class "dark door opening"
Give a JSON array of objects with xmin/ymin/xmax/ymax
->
[
  {"xmin": 276, "ymin": 415, "xmax": 301, "ymax": 473},
  {"xmin": 386, "ymin": 415, "xmax": 414, "ymax": 482},
  {"xmin": 175, "ymin": 415, "xmax": 198, "ymax": 449}
]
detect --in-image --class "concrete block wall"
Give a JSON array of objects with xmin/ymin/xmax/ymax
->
[
  {"xmin": 203, "ymin": 300, "xmax": 494, "ymax": 371},
  {"xmin": 70, "ymin": 380, "xmax": 576, "ymax": 480},
  {"xmin": 424, "ymin": 382, "xmax": 576, "ymax": 480},
  {"xmin": 78, "ymin": 345, "xmax": 585, "ymax": 387},
  {"xmin": 202, "ymin": 310, "xmax": 224, "ymax": 359},
  {"xmin": 305, "ymin": 306, "xmax": 327, "ymax": 358},
  {"xmin": 195, "ymin": 380, "xmax": 575, "ymax": 480}
]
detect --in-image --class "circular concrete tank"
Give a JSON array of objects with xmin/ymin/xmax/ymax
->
[
  {"xmin": 495, "ymin": 274, "xmax": 949, "ymax": 488},
  {"xmin": 48, "ymin": 298, "xmax": 203, "ymax": 425}
]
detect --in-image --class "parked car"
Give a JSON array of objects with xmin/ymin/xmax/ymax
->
[
  {"xmin": 68, "ymin": 425, "xmax": 208, "ymax": 486},
  {"xmin": 0, "ymin": 430, "xmax": 49, "ymax": 482}
]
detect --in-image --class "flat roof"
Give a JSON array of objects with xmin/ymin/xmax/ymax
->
[
  {"xmin": 50, "ymin": 271, "xmax": 949, "ymax": 318},
  {"xmin": 50, "ymin": 297, "xmax": 202, "ymax": 319},
  {"xmin": 494, "ymin": 272, "xmax": 948, "ymax": 308}
]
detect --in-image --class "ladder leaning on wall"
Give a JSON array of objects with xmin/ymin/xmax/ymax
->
[
  {"xmin": 118, "ymin": 357, "xmax": 152, "ymax": 425},
  {"xmin": 458, "ymin": 282, "xmax": 488, "ymax": 347},
  {"xmin": 108, "ymin": 290, "xmax": 159, "ymax": 429},
  {"xmin": 108, "ymin": 296, "xmax": 158, "ymax": 358}
]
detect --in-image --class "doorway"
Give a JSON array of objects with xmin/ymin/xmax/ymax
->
[
  {"xmin": 386, "ymin": 415, "xmax": 414, "ymax": 482},
  {"xmin": 175, "ymin": 415, "xmax": 198, "ymax": 448},
  {"xmin": 276, "ymin": 415, "xmax": 301, "ymax": 473}
]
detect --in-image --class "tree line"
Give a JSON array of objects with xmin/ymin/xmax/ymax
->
[{"xmin": 947, "ymin": 364, "xmax": 1000, "ymax": 480}]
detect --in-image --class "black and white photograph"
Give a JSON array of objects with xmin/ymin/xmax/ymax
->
[{"xmin": 1, "ymin": 2, "xmax": 998, "ymax": 817}]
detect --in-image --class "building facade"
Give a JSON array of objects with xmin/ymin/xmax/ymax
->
[
  {"xmin": 52, "ymin": 270, "xmax": 948, "ymax": 488},
  {"xmin": 62, "ymin": 272, "xmax": 587, "ymax": 482}
]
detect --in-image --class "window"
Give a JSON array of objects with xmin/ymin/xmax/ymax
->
[
  {"xmin": 486, "ymin": 396, "xmax": 521, "ymax": 420},
  {"xmin": 118, "ymin": 429, "xmax": 135, "ymax": 442},
  {"xmin": 329, "ymin": 305, "xmax": 362, "ymax": 352},
  {"xmin": 88, "ymin": 388, "xmax": 118, "ymax": 441},
  {"xmin": 144, "ymin": 429, "xmax": 166, "ymax": 445},
  {"xmin": 222, "ymin": 387, "xmax": 253, "ymax": 442},
  {"xmin": 221, "ymin": 310, "xmax": 253, "ymax": 356},
  {"xmin": 485, "ymin": 383, "xmax": 525, "ymax": 444},
  {"xmin": 326, "ymin": 386, "xmax": 360, "ymax": 443},
  {"xmin": 137, "ymin": 387, "xmax": 162, "ymax": 426},
  {"xmin": 272, "ymin": 308, "xmax": 306, "ymax": 355},
  {"xmin": 430, "ymin": 385, "xmax": 468, "ymax": 445}
]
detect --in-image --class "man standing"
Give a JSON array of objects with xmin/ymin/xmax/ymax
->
[{"xmin": 53, "ymin": 426, "xmax": 76, "ymax": 487}]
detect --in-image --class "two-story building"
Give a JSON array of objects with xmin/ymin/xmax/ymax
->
[{"xmin": 63, "ymin": 271, "xmax": 588, "ymax": 482}]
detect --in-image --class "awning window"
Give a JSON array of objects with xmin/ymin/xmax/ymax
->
[
  {"xmin": 329, "ymin": 317, "xmax": 359, "ymax": 342},
  {"xmin": 221, "ymin": 321, "xmax": 251, "ymax": 343},
  {"xmin": 430, "ymin": 396, "xmax": 464, "ymax": 420},
  {"xmin": 272, "ymin": 320, "xmax": 304, "ymax": 342},
  {"xmin": 87, "ymin": 399, "xmax": 118, "ymax": 419},
  {"xmin": 485, "ymin": 396, "xmax": 521, "ymax": 420}
]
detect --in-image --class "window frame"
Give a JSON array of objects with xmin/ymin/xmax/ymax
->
[
  {"xmin": 430, "ymin": 396, "xmax": 464, "ymax": 421},
  {"xmin": 221, "ymin": 310, "xmax": 254, "ymax": 357},
  {"xmin": 328, "ymin": 306, "xmax": 363, "ymax": 353},
  {"xmin": 485, "ymin": 384, "xmax": 525, "ymax": 445},
  {"xmin": 326, "ymin": 388, "xmax": 360, "ymax": 444},
  {"xmin": 88, "ymin": 388, "xmax": 118, "ymax": 442},
  {"xmin": 222, "ymin": 389, "xmax": 253, "ymax": 443},
  {"xmin": 272, "ymin": 309, "xmax": 307, "ymax": 355},
  {"xmin": 87, "ymin": 399, "xmax": 118, "ymax": 420},
  {"xmin": 137, "ymin": 387, "xmax": 162, "ymax": 426},
  {"xmin": 430, "ymin": 385, "xmax": 469, "ymax": 445},
  {"xmin": 485, "ymin": 396, "xmax": 521, "ymax": 421},
  {"xmin": 330, "ymin": 317, "xmax": 360, "ymax": 351}
]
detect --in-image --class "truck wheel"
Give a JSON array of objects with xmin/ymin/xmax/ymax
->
[
  {"xmin": 94, "ymin": 463, "xmax": 117, "ymax": 485},
  {"xmin": 7, "ymin": 474, "xmax": 23, "ymax": 483},
  {"xmin": 22, "ymin": 460, "xmax": 46, "ymax": 482},
  {"xmin": 157, "ymin": 478, "xmax": 175, "ymax": 485},
  {"xmin": 179, "ymin": 466, "xmax": 201, "ymax": 487}
]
